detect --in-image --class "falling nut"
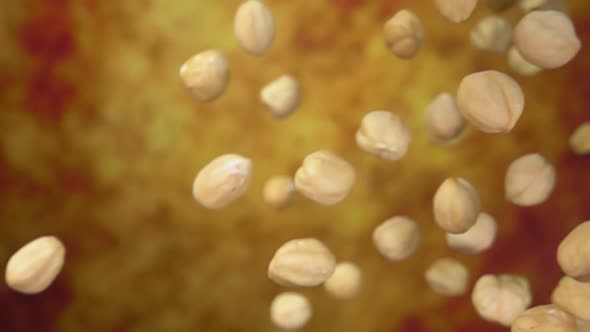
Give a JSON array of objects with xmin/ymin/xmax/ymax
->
[
  {"xmin": 434, "ymin": 0, "xmax": 478, "ymax": 23},
  {"xmin": 234, "ymin": 0, "xmax": 275, "ymax": 56},
  {"xmin": 270, "ymin": 292, "xmax": 312, "ymax": 330},
  {"xmin": 470, "ymin": 16, "xmax": 512, "ymax": 53},
  {"xmin": 552, "ymin": 277, "xmax": 590, "ymax": 322},
  {"xmin": 356, "ymin": 111, "xmax": 411, "ymax": 161},
  {"xmin": 457, "ymin": 70, "xmax": 525, "ymax": 134},
  {"xmin": 268, "ymin": 238, "xmax": 336, "ymax": 287},
  {"xmin": 569, "ymin": 122, "xmax": 590, "ymax": 155},
  {"xmin": 508, "ymin": 46, "xmax": 542, "ymax": 76},
  {"xmin": 557, "ymin": 221, "xmax": 590, "ymax": 282},
  {"xmin": 505, "ymin": 153, "xmax": 556, "ymax": 206},
  {"xmin": 424, "ymin": 93, "xmax": 465, "ymax": 143},
  {"xmin": 425, "ymin": 258, "xmax": 470, "ymax": 296},
  {"xmin": 446, "ymin": 212, "xmax": 497, "ymax": 254},
  {"xmin": 260, "ymin": 75, "xmax": 302, "ymax": 119},
  {"xmin": 433, "ymin": 178, "xmax": 481, "ymax": 234},
  {"xmin": 5, "ymin": 236, "xmax": 66, "ymax": 294},
  {"xmin": 511, "ymin": 304, "xmax": 578, "ymax": 332},
  {"xmin": 179, "ymin": 50, "xmax": 230, "ymax": 102},
  {"xmin": 372, "ymin": 216, "xmax": 421, "ymax": 261},
  {"xmin": 383, "ymin": 9, "xmax": 424, "ymax": 59},
  {"xmin": 485, "ymin": 0, "xmax": 517, "ymax": 12},
  {"xmin": 324, "ymin": 262, "xmax": 363, "ymax": 299},
  {"xmin": 263, "ymin": 175, "xmax": 295, "ymax": 209},
  {"xmin": 472, "ymin": 274, "xmax": 532, "ymax": 326}
]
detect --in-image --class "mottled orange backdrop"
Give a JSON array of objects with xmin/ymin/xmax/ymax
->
[{"xmin": 1, "ymin": 0, "xmax": 590, "ymax": 331}]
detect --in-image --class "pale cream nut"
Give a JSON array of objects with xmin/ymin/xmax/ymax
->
[
  {"xmin": 263, "ymin": 175, "xmax": 295, "ymax": 209},
  {"xmin": 356, "ymin": 111, "xmax": 411, "ymax": 161},
  {"xmin": 179, "ymin": 50, "xmax": 229, "ymax": 102},
  {"xmin": 505, "ymin": 153, "xmax": 556, "ymax": 206},
  {"xmin": 569, "ymin": 122, "xmax": 590, "ymax": 155},
  {"xmin": 270, "ymin": 292, "xmax": 312, "ymax": 330},
  {"xmin": 324, "ymin": 262, "xmax": 362, "ymax": 299},
  {"xmin": 446, "ymin": 212, "xmax": 497, "ymax": 254},
  {"xmin": 557, "ymin": 221, "xmax": 590, "ymax": 282},
  {"xmin": 372, "ymin": 216, "xmax": 421, "ymax": 261},
  {"xmin": 260, "ymin": 75, "xmax": 302, "ymax": 119},
  {"xmin": 519, "ymin": 0, "xmax": 566, "ymax": 12},
  {"xmin": 472, "ymin": 274, "xmax": 532, "ymax": 326},
  {"xmin": 552, "ymin": 277, "xmax": 590, "ymax": 322},
  {"xmin": 508, "ymin": 46, "xmax": 542, "ymax": 76},
  {"xmin": 424, "ymin": 93, "xmax": 465, "ymax": 143},
  {"xmin": 383, "ymin": 9, "xmax": 424, "ymax": 59},
  {"xmin": 433, "ymin": 178, "xmax": 481, "ymax": 234},
  {"xmin": 234, "ymin": 0, "xmax": 275, "ymax": 56},
  {"xmin": 511, "ymin": 304, "xmax": 578, "ymax": 332},
  {"xmin": 425, "ymin": 258, "xmax": 470, "ymax": 296},
  {"xmin": 470, "ymin": 16, "xmax": 512, "ymax": 53},
  {"xmin": 434, "ymin": 0, "xmax": 478, "ymax": 23}
]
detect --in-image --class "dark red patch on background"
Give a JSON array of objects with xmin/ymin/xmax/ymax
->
[{"xmin": 396, "ymin": 314, "xmax": 430, "ymax": 332}]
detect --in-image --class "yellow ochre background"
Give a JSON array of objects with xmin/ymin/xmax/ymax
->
[{"xmin": 1, "ymin": 0, "xmax": 590, "ymax": 331}]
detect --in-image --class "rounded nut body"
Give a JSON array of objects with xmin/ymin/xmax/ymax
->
[
  {"xmin": 383, "ymin": 10, "xmax": 424, "ymax": 59},
  {"xmin": 234, "ymin": 0, "xmax": 275, "ymax": 56},
  {"xmin": 514, "ymin": 10, "xmax": 580, "ymax": 69},
  {"xmin": 472, "ymin": 274, "xmax": 532, "ymax": 326},
  {"xmin": 324, "ymin": 262, "xmax": 362, "ymax": 299},
  {"xmin": 434, "ymin": 0, "xmax": 478, "ymax": 23},
  {"xmin": 263, "ymin": 176, "xmax": 295, "ymax": 209},
  {"xmin": 511, "ymin": 304, "xmax": 578, "ymax": 332},
  {"xmin": 424, "ymin": 93, "xmax": 465, "ymax": 143},
  {"xmin": 485, "ymin": 0, "xmax": 517, "ymax": 12},
  {"xmin": 268, "ymin": 238, "xmax": 336, "ymax": 287},
  {"xmin": 270, "ymin": 292, "xmax": 312, "ymax": 330},
  {"xmin": 470, "ymin": 16, "xmax": 512, "ymax": 53},
  {"xmin": 558, "ymin": 221, "xmax": 590, "ymax": 282},
  {"xmin": 505, "ymin": 153, "xmax": 556, "ymax": 206},
  {"xmin": 5, "ymin": 236, "xmax": 66, "ymax": 294},
  {"xmin": 356, "ymin": 111, "xmax": 411, "ymax": 161},
  {"xmin": 372, "ymin": 216, "xmax": 421, "ymax": 261},
  {"xmin": 425, "ymin": 258, "xmax": 470, "ymax": 296},
  {"xmin": 508, "ymin": 46, "xmax": 542, "ymax": 76},
  {"xmin": 552, "ymin": 277, "xmax": 590, "ymax": 322},
  {"xmin": 570, "ymin": 122, "xmax": 590, "ymax": 155},
  {"xmin": 433, "ymin": 178, "xmax": 481, "ymax": 234},
  {"xmin": 446, "ymin": 212, "xmax": 497, "ymax": 254},
  {"xmin": 260, "ymin": 75, "xmax": 301, "ymax": 119},
  {"xmin": 192, "ymin": 154, "xmax": 252, "ymax": 209},
  {"xmin": 457, "ymin": 70, "xmax": 524, "ymax": 133},
  {"xmin": 179, "ymin": 50, "xmax": 229, "ymax": 102},
  {"xmin": 294, "ymin": 150, "xmax": 356, "ymax": 205}
]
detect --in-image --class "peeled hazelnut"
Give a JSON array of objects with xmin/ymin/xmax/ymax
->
[
  {"xmin": 5, "ymin": 236, "xmax": 66, "ymax": 294},
  {"xmin": 508, "ymin": 46, "xmax": 542, "ymax": 76},
  {"xmin": 446, "ymin": 212, "xmax": 497, "ymax": 254},
  {"xmin": 383, "ymin": 10, "xmax": 424, "ymax": 59},
  {"xmin": 424, "ymin": 93, "xmax": 465, "ymax": 143},
  {"xmin": 372, "ymin": 216, "xmax": 421, "ymax": 261},
  {"xmin": 470, "ymin": 16, "xmax": 512, "ymax": 53},
  {"xmin": 234, "ymin": 0, "xmax": 275, "ymax": 56},
  {"xmin": 263, "ymin": 176, "xmax": 295, "ymax": 209},
  {"xmin": 260, "ymin": 75, "xmax": 302, "ymax": 119},
  {"xmin": 179, "ymin": 50, "xmax": 229, "ymax": 102},
  {"xmin": 324, "ymin": 262, "xmax": 363, "ymax": 299},
  {"xmin": 514, "ymin": 10, "xmax": 581, "ymax": 69},
  {"xmin": 511, "ymin": 304, "xmax": 578, "ymax": 332},
  {"xmin": 505, "ymin": 153, "xmax": 556, "ymax": 206},
  {"xmin": 294, "ymin": 150, "xmax": 356, "ymax": 205},
  {"xmin": 434, "ymin": 0, "xmax": 478, "ymax": 23},
  {"xmin": 268, "ymin": 238, "xmax": 336, "ymax": 287},
  {"xmin": 433, "ymin": 178, "xmax": 481, "ymax": 234},
  {"xmin": 356, "ymin": 111, "xmax": 411, "ymax": 161},
  {"xmin": 472, "ymin": 274, "xmax": 532, "ymax": 326},
  {"xmin": 519, "ymin": 0, "xmax": 566, "ymax": 12},
  {"xmin": 270, "ymin": 292, "xmax": 312, "ymax": 330},
  {"xmin": 557, "ymin": 221, "xmax": 590, "ymax": 282},
  {"xmin": 457, "ymin": 70, "xmax": 525, "ymax": 134},
  {"xmin": 425, "ymin": 258, "xmax": 470, "ymax": 296},
  {"xmin": 485, "ymin": 0, "xmax": 517, "ymax": 12},
  {"xmin": 552, "ymin": 277, "xmax": 590, "ymax": 322},
  {"xmin": 569, "ymin": 122, "xmax": 590, "ymax": 155},
  {"xmin": 192, "ymin": 154, "xmax": 252, "ymax": 209}
]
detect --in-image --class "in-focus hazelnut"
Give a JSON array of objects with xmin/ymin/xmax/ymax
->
[
  {"xmin": 511, "ymin": 304, "xmax": 578, "ymax": 332},
  {"xmin": 434, "ymin": 0, "xmax": 478, "ymax": 23},
  {"xmin": 552, "ymin": 277, "xmax": 590, "ymax": 322},
  {"xmin": 261, "ymin": 75, "xmax": 302, "ymax": 119},
  {"xmin": 234, "ymin": 0, "xmax": 275, "ymax": 56},
  {"xmin": 270, "ymin": 292, "xmax": 312, "ymax": 330},
  {"xmin": 425, "ymin": 258, "xmax": 470, "ymax": 296},
  {"xmin": 263, "ymin": 175, "xmax": 295, "ymax": 209},
  {"xmin": 356, "ymin": 111, "xmax": 411, "ymax": 161},
  {"xmin": 557, "ymin": 221, "xmax": 590, "ymax": 282},
  {"xmin": 472, "ymin": 274, "xmax": 532, "ymax": 326},
  {"xmin": 569, "ymin": 122, "xmax": 590, "ymax": 155},
  {"xmin": 433, "ymin": 178, "xmax": 481, "ymax": 234},
  {"xmin": 384, "ymin": 10, "xmax": 424, "ymax": 59},
  {"xmin": 424, "ymin": 93, "xmax": 465, "ymax": 143},
  {"xmin": 372, "ymin": 216, "xmax": 421, "ymax": 261},
  {"xmin": 179, "ymin": 50, "xmax": 230, "ymax": 102},
  {"xmin": 470, "ymin": 16, "xmax": 512, "ymax": 53},
  {"xmin": 324, "ymin": 262, "xmax": 362, "ymax": 299},
  {"xmin": 508, "ymin": 46, "xmax": 542, "ymax": 76},
  {"xmin": 446, "ymin": 212, "xmax": 497, "ymax": 254},
  {"xmin": 505, "ymin": 153, "xmax": 556, "ymax": 206}
]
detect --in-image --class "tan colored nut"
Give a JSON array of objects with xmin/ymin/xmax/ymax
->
[
  {"xmin": 557, "ymin": 221, "xmax": 590, "ymax": 282},
  {"xmin": 485, "ymin": 0, "xmax": 517, "ymax": 12},
  {"xmin": 577, "ymin": 319, "xmax": 590, "ymax": 332},
  {"xmin": 433, "ymin": 178, "xmax": 481, "ymax": 234},
  {"xmin": 5, "ymin": 236, "xmax": 66, "ymax": 294},
  {"xmin": 470, "ymin": 16, "xmax": 512, "ymax": 53},
  {"xmin": 263, "ymin": 176, "xmax": 295, "ymax": 209},
  {"xmin": 260, "ymin": 75, "xmax": 302, "ymax": 119},
  {"xmin": 424, "ymin": 93, "xmax": 465, "ymax": 143},
  {"xmin": 234, "ymin": 0, "xmax": 275, "ymax": 56},
  {"xmin": 446, "ymin": 212, "xmax": 497, "ymax": 254},
  {"xmin": 552, "ymin": 277, "xmax": 590, "ymax": 322},
  {"xmin": 356, "ymin": 111, "xmax": 411, "ymax": 161},
  {"xmin": 372, "ymin": 216, "xmax": 421, "ymax": 261},
  {"xmin": 508, "ymin": 46, "xmax": 542, "ymax": 76},
  {"xmin": 514, "ymin": 10, "xmax": 580, "ymax": 69},
  {"xmin": 324, "ymin": 262, "xmax": 362, "ymax": 299},
  {"xmin": 519, "ymin": 0, "xmax": 566, "ymax": 12},
  {"xmin": 270, "ymin": 292, "xmax": 312, "ymax": 330},
  {"xmin": 472, "ymin": 274, "xmax": 532, "ymax": 326},
  {"xmin": 383, "ymin": 9, "xmax": 424, "ymax": 59},
  {"xmin": 505, "ymin": 153, "xmax": 556, "ymax": 206},
  {"xmin": 457, "ymin": 70, "xmax": 524, "ymax": 134},
  {"xmin": 511, "ymin": 304, "xmax": 578, "ymax": 332},
  {"xmin": 569, "ymin": 122, "xmax": 590, "ymax": 155},
  {"xmin": 425, "ymin": 258, "xmax": 470, "ymax": 296},
  {"xmin": 294, "ymin": 150, "xmax": 356, "ymax": 205},
  {"xmin": 192, "ymin": 154, "xmax": 252, "ymax": 209},
  {"xmin": 434, "ymin": 0, "xmax": 478, "ymax": 23},
  {"xmin": 268, "ymin": 238, "xmax": 336, "ymax": 287},
  {"xmin": 179, "ymin": 50, "xmax": 229, "ymax": 102}
]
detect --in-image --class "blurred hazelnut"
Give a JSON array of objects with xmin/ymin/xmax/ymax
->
[
  {"xmin": 569, "ymin": 122, "xmax": 590, "ymax": 155},
  {"xmin": 372, "ymin": 216, "xmax": 421, "ymax": 261},
  {"xmin": 179, "ymin": 50, "xmax": 229, "ymax": 102},
  {"xmin": 234, "ymin": 0, "xmax": 275, "ymax": 56},
  {"xmin": 446, "ymin": 212, "xmax": 497, "ymax": 254},
  {"xmin": 261, "ymin": 75, "xmax": 302, "ymax": 119},
  {"xmin": 472, "ymin": 274, "xmax": 532, "ymax": 326},
  {"xmin": 434, "ymin": 0, "xmax": 478, "ymax": 23},
  {"xmin": 511, "ymin": 304, "xmax": 578, "ymax": 332},
  {"xmin": 263, "ymin": 176, "xmax": 295, "ymax": 209},
  {"xmin": 425, "ymin": 258, "xmax": 470, "ymax": 296},
  {"xmin": 270, "ymin": 292, "xmax": 312, "ymax": 330},
  {"xmin": 470, "ymin": 16, "xmax": 512, "ymax": 53},
  {"xmin": 433, "ymin": 178, "xmax": 481, "ymax": 234},
  {"xmin": 324, "ymin": 262, "xmax": 363, "ymax": 299},
  {"xmin": 508, "ymin": 46, "xmax": 542, "ymax": 76},
  {"xmin": 424, "ymin": 93, "xmax": 465, "ymax": 143},
  {"xmin": 505, "ymin": 153, "xmax": 556, "ymax": 206},
  {"xmin": 384, "ymin": 9, "xmax": 424, "ymax": 59},
  {"xmin": 552, "ymin": 277, "xmax": 590, "ymax": 322},
  {"xmin": 519, "ymin": 0, "xmax": 566, "ymax": 12},
  {"xmin": 557, "ymin": 221, "xmax": 590, "ymax": 282},
  {"xmin": 356, "ymin": 111, "xmax": 411, "ymax": 160}
]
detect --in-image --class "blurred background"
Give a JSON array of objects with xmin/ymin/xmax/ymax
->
[{"xmin": 0, "ymin": 0, "xmax": 589, "ymax": 331}]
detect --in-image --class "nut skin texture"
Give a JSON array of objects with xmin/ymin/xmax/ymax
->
[
  {"xmin": 457, "ymin": 70, "xmax": 525, "ymax": 134},
  {"xmin": 425, "ymin": 258, "xmax": 470, "ymax": 296},
  {"xmin": 558, "ymin": 221, "xmax": 590, "ymax": 282},
  {"xmin": 552, "ymin": 277, "xmax": 590, "ymax": 322},
  {"xmin": 5, "ymin": 236, "xmax": 66, "ymax": 294},
  {"xmin": 179, "ymin": 50, "xmax": 229, "ymax": 102},
  {"xmin": 511, "ymin": 304, "xmax": 578, "ymax": 332},
  {"xmin": 505, "ymin": 153, "xmax": 556, "ymax": 207},
  {"xmin": 233, "ymin": 0, "xmax": 275, "ymax": 56},
  {"xmin": 508, "ymin": 46, "xmax": 542, "ymax": 76},
  {"xmin": 383, "ymin": 10, "xmax": 424, "ymax": 59},
  {"xmin": 260, "ymin": 75, "xmax": 302, "ymax": 119},
  {"xmin": 472, "ymin": 274, "xmax": 532, "ymax": 326},
  {"xmin": 356, "ymin": 111, "xmax": 411, "ymax": 161},
  {"xmin": 470, "ymin": 16, "xmax": 513, "ymax": 53},
  {"xmin": 372, "ymin": 216, "xmax": 421, "ymax": 261},
  {"xmin": 434, "ymin": 0, "xmax": 478, "ymax": 23},
  {"xmin": 294, "ymin": 150, "xmax": 356, "ymax": 205},
  {"xmin": 324, "ymin": 262, "xmax": 363, "ymax": 299},
  {"xmin": 570, "ymin": 122, "xmax": 590, "ymax": 155},
  {"xmin": 514, "ymin": 11, "xmax": 581, "ymax": 69},
  {"xmin": 263, "ymin": 175, "xmax": 295, "ymax": 210},
  {"xmin": 485, "ymin": 0, "xmax": 517, "ymax": 12},
  {"xmin": 433, "ymin": 178, "xmax": 481, "ymax": 234},
  {"xmin": 446, "ymin": 212, "xmax": 497, "ymax": 254},
  {"xmin": 192, "ymin": 154, "xmax": 252, "ymax": 209},
  {"xmin": 268, "ymin": 238, "xmax": 336, "ymax": 287},
  {"xmin": 424, "ymin": 93, "xmax": 465, "ymax": 143},
  {"xmin": 270, "ymin": 292, "xmax": 312, "ymax": 330}
]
